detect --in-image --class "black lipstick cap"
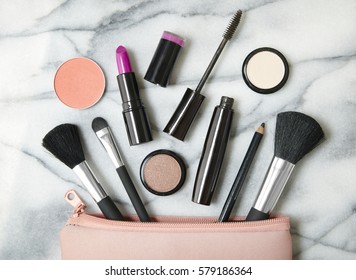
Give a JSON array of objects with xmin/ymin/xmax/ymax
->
[
  {"xmin": 117, "ymin": 72, "xmax": 153, "ymax": 146},
  {"xmin": 192, "ymin": 96, "xmax": 234, "ymax": 205},
  {"xmin": 163, "ymin": 88, "xmax": 205, "ymax": 141},
  {"xmin": 144, "ymin": 31, "xmax": 185, "ymax": 87}
]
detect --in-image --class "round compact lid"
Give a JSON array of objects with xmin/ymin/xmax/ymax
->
[
  {"xmin": 242, "ymin": 47, "xmax": 289, "ymax": 94},
  {"xmin": 54, "ymin": 57, "xmax": 105, "ymax": 109},
  {"xmin": 140, "ymin": 149, "xmax": 186, "ymax": 196}
]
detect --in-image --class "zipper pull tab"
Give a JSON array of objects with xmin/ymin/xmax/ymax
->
[{"xmin": 65, "ymin": 189, "xmax": 86, "ymax": 217}]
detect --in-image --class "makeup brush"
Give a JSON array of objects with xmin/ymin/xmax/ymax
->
[
  {"xmin": 92, "ymin": 117, "xmax": 151, "ymax": 222},
  {"xmin": 42, "ymin": 123, "xmax": 124, "ymax": 221},
  {"xmin": 164, "ymin": 10, "xmax": 243, "ymax": 141},
  {"xmin": 246, "ymin": 111, "xmax": 325, "ymax": 221}
]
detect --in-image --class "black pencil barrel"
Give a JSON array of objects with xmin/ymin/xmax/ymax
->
[{"xmin": 218, "ymin": 125, "xmax": 264, "ymax": 222}]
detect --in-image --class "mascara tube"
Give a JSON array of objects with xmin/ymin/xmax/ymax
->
[{"xmin": 192, "ymin": 96, "xmax": 234, "ymax": 205}]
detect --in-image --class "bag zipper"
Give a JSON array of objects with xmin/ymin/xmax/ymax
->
[
  {"xmin": 64, "ymin": 189, "xmax": 290, "ymax": 229},
  {"xmin": 65, "ymin": 189, "xmax": 86, "ymax": 217}
]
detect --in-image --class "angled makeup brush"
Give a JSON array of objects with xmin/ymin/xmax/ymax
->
[
  {"xmin": 42, "ymin": 123, "xmax": 124, "ymax": 221},
  {"xmin": 246, "ymin": 111, "xmax": 325, "ymax": 221},
  {"xmin": 92, "ymin": 117, "xmax": 151, "ymax": 222}
]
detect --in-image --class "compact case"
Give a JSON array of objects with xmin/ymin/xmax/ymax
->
[{"xmin": 60, "ymin": 190, "xmax": 292, "ymax": 260}]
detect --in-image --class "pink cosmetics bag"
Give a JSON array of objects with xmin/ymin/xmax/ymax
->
[{"xmin": 60, "ymin": 190, "xmax": 292, "ymax": 260}]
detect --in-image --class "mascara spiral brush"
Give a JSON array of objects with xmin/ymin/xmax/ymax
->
[
  {"xmin": 246, "ymin": 112, "xmax": 325, "ymax": 221},
  {"xmin": 195, "ymin": 10, "xmax": 242, "ymax": 93},
  {"xmin": 164, "ymin": 10, "xmax": 243, "ymax": 141},
  {"xmin": 42, "ymin": 124, "xmax": 124, "ymax": 221}
]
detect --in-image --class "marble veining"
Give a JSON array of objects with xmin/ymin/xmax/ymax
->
[{"xmin": 0, "ymin": 0, "xmax": 355, "ymax": 259}]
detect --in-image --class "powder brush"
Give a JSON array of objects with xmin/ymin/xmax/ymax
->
[
  {"xmin": 246, "ymin": 111, "xmax": 325, "ymax": 221},
  {"xmin": 42, "ymin": 123, "xmax": 124, "ymax": 220}
]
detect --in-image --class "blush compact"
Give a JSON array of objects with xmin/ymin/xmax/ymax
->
[
  {"xmin": 54, "ymin": 57, "xmax": 105, "ymax": 109},
  {"xmin": 140, "ymin": 149, "xmax": 186, "ymax": 196},
  {"xmin": 242, "ymin": 47, "xmax": 289, "ymax": 94}
]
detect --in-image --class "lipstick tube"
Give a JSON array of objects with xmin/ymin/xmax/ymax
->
[
  {"xmin": 144, "ymin": 31, "xmax": 185, "ymax": 87},
  {"xmin": 116, "ymin": 46, "xmax": 153, "ymax": 146},
  {"xmin": 192, "ymin": 96, "xmax": 234, "ymax": 205}
]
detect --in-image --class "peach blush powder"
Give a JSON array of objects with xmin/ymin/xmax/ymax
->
[
  {"xmin": 54, "ymin": 57, "xmax": 105, "ymax": 109},
  {"xmin": 140, "ymin": 150, "xmax": 186, "ymax": 196}
]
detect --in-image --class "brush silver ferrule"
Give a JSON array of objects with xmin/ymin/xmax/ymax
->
[
  {"xmin": 253, "ymin": 156, "xmax": 295, "ymax": 214},
  {"xmin": 73, "ymin": 161, "xmax": 108, "ymax": 202},
  {"xmin": 95, "ymin": 127, "xmax": 124, "ymax": 168}
]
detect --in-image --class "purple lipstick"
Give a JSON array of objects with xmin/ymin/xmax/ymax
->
[
  {"xmin": 116, "ymin": 45, "xmax": 152, "ymax": 146},
  {"xmin": 116, "ymin": 46, "xmax": 132, "ymax": 74}
]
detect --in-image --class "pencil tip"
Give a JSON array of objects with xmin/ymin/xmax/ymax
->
[{"xmin": 257, "ymin": 123, "xmax": 265, "ymax": 134}]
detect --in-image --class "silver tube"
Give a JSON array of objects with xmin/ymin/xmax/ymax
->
[
  {"xmin": 73, "ymin": 161, "xmax": 108, "ymax": 202},
  {"xmin": 95, "ymin": 127, "xmax": 124, "ymax": 168},
  {"xmin": 253, "ymin": 157, "xmax": 295, "ymax": 214}
]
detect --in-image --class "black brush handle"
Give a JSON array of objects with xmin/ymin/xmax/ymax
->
[
  {"xmin": 245, "ymin": 207, "xmax": 270, "ymax": 221},
  {"xmin": 97, "ymin": 196, "xmax": 124, "ymax": 221},
  {"xmin": 116, "ymin": 166, "xmax": 151, "ymax": 222}
]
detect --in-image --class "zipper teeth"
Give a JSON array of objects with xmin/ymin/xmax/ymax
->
[{"xmin": 70, "ymin": 213, "xmax": 289, "ymax": 229}]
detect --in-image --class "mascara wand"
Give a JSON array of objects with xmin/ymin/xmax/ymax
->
[
  {"xmin": 195, "ymin": 10, "xmax": 243, "ymax": 93},
  {"xmin": 164, "ymin": 10, "xmax": 243, "ymax": 141}
]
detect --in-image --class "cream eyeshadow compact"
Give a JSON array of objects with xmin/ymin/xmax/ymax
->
[
  {"xmin": 140, "ymin": 149, "xmax": 186, "ymax": 196},
  {"xmin": 242, "ymin": 47, "xmax": 289, "ymax": 94}
]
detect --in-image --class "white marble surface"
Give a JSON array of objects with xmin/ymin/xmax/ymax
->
[{"xmin": 0, "ymin": 0, "xmax": 355, "ymax": 260}]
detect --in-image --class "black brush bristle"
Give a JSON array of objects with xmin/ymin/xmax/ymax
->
[
  {"xmin": 223, "ymin": 10, "xmax": 242, "ymax": 40},
  {"xmin": 274, "ymin": 111, "xmax": 325, "ymax": 164},
  {"xmin": 92, "ymin": 117, "xmax": 108, "ymax": 133},
  {"xmin": 42, "ymin": 124, "xmax": 85, "ymax": 169}
]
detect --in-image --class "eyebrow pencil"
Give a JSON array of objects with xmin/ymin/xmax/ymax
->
[
  {"xmin": 163, "ymin": 10, "xmax": 243, "ymax": 141},
  {"xmin": 92, "ymin": 117, "xmax": 151, "ymax": 222},
  {"xmin": 245, "ymin": 112, "xmax": 325, "ymax": 221},
  {"xmin": 42, "ymin": 123, "xmax": 124, "ymax": 221},
  {"xmin": 218, "ymin": 123, "xmax": 265, "ymax": 222}
]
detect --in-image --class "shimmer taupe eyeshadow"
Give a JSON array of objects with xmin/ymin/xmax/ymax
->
[{"xmin": 140, "ymin": 150, "xmax": 186, "ymax": 196}]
